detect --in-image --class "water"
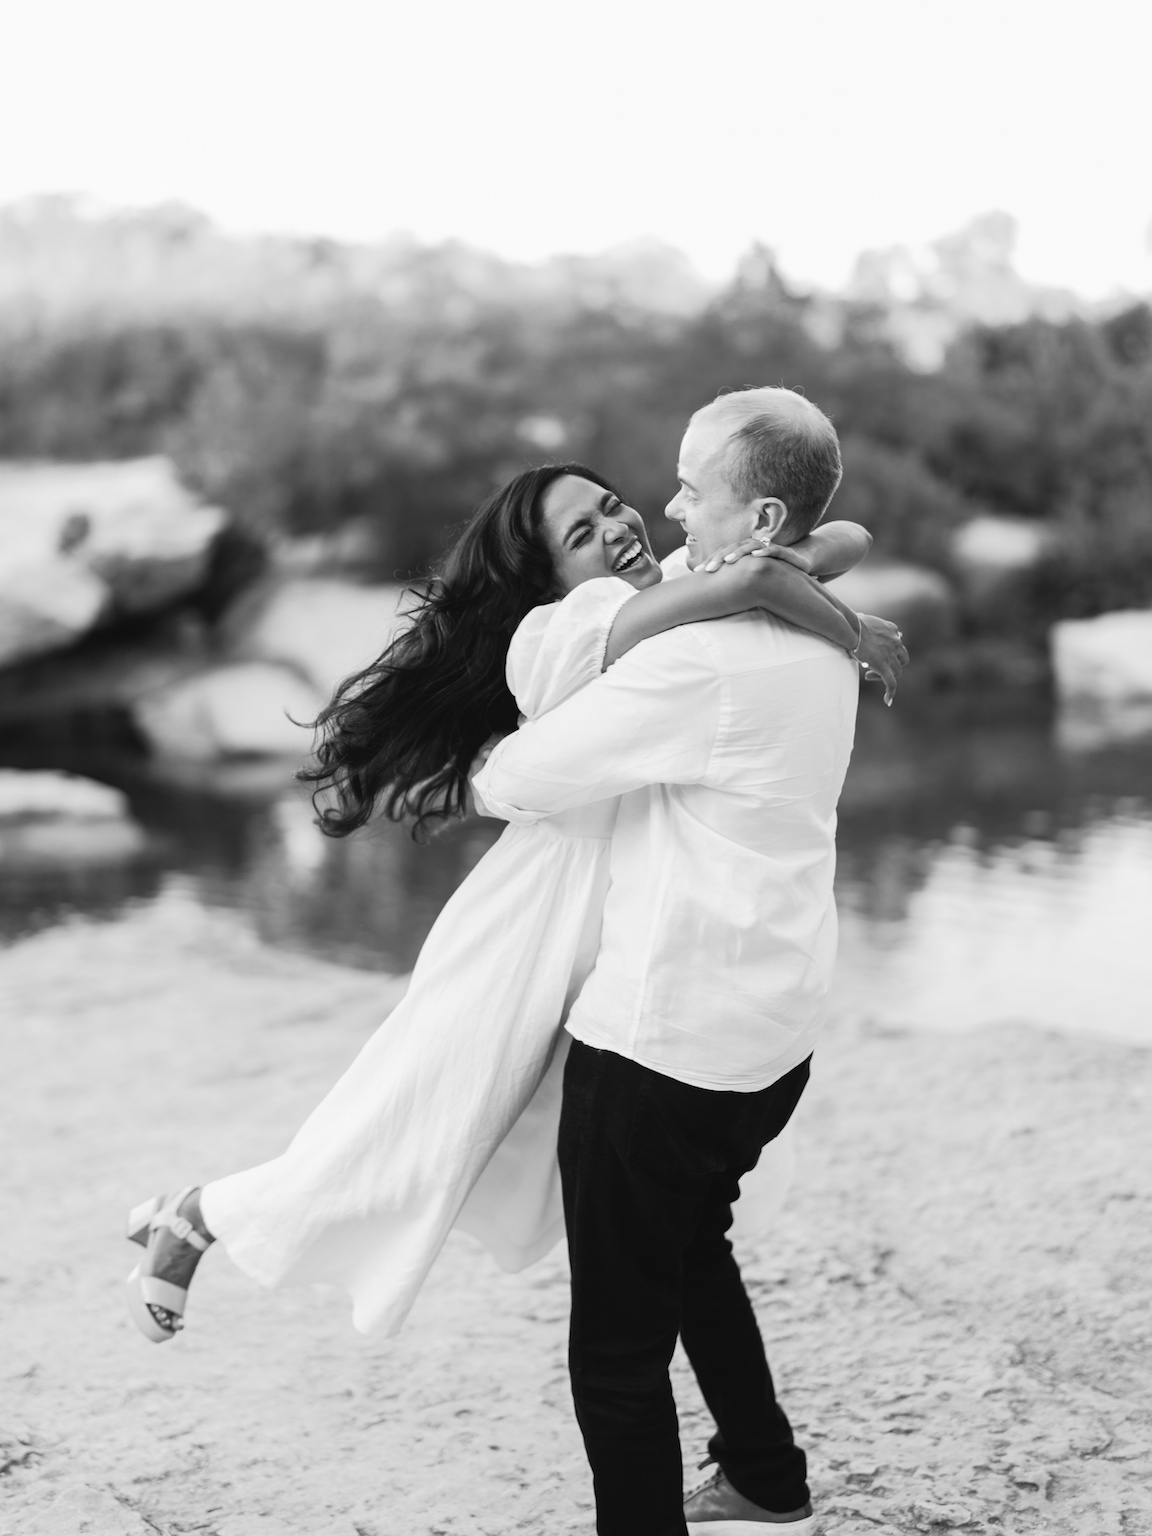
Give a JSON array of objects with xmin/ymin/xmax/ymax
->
[
  {"xmin": 831, "ymin": 702, "xmax": 1152, "ymax": 1040},
  {"xmin": 3, "ymin": 693, "xmax": 1151, "ymax": 1043}
]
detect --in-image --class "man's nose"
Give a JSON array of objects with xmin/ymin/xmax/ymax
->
[{"xmin": 665, "ymin": 495, "xmax": 683, "ymax": 521}]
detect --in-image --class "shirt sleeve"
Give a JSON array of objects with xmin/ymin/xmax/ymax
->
[
  {"xmin": 473, "ymin": 627, "xmax": 721, "ymax": 822},
  {"xmin": 507, "ymin": 576, "xmax": 635, "ymax": 720}
]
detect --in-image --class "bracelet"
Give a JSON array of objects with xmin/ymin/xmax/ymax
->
[{"xmin": 849, "ymin": 615, "xmax": 865, "ymax": 657}]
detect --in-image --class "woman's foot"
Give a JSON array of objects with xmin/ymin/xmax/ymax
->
[{"xmin": 125, "ymin": 1187, "xmax": 214, "ymax": 1342}]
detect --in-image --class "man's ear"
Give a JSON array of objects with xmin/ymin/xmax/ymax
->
[{"xmin": 752, "ymin": 498, "xmax": 789, "ymax": 540}]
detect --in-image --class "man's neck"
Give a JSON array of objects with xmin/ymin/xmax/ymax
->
[{"xmin": 661, "ymin": 544, "xmax": 695, "ymax": 579}]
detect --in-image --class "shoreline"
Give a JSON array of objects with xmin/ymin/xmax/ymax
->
[{"xmin": 2, "ymin": 904, "xmax": 1149, "ymax": 1535}]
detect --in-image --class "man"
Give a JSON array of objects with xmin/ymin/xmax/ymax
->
[{"xmin": 475, "ymin": 388, "xmax": 905, "ymax": 1535}]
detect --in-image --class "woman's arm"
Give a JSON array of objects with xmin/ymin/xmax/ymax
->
[
  {"xmin": 604, "ymin": 557, "xmax": 861, "ymax": 669},
  {"xmin": 702, "ymin": 520, "xmax": 873, "ymax": 581},
  {"xmin": 792, "ymin": 520, "xmax": 873, "ymax": 581}
]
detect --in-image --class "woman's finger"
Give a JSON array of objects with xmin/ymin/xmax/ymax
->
[
  {"xmin": 740, "ymin": 544, "xmax": 811, "ymax": 571},
  {"xmin": 702, "ymin": 544, "xmax": 741, "ymax": 572},
  {"xmin": 703, "ymin": 539, "xmax": 757, "ymax": 571}
]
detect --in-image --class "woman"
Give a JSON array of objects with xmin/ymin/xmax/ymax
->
[{"xmin": 126, "ymin": 463, "xmax": 899, "ymax": 1340}]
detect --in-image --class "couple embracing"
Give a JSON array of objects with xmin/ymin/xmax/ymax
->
[{"xmin": 125, "ymin": 386, "xmax": 907, "ymax": 1535}]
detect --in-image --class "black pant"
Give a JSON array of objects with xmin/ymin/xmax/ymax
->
[{"xmin": 558, "ymin": 1039, "xmax": 812, "ymax": 1536}]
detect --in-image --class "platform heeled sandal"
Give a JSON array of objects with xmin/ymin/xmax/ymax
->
[{"xmin": 125, "ymin": 1186, "xmax": 213, "ymax": 1343}]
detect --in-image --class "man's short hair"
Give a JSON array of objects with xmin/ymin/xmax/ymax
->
[{"xmin": 694, "ymin": 387, "xmax": 843, "ymax": 539}]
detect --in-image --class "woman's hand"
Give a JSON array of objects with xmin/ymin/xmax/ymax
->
[
  {"xmin": 854, "ymin": 615, "xmax": 910, "ymax": 705},
  {"xmin": 701, "ymin": 538, "xmax": 813, "ymax": 574}
]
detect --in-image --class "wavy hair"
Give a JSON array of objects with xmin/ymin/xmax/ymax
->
[{"xmin": 298, "ymin": 462, "xmax": 621, "ymax": 838}]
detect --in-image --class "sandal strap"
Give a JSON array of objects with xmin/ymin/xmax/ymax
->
[
  {"xmin": 137, "ymin": 1275, "xmax": 189, "ymax": 1316},
  {"xmin": 150, "ymin": 1209, "xmax": 211, "ymax": 1251},
  {"xmin": 150, "ymin": 1188, "xmax": 212, "ymax": 1251}
]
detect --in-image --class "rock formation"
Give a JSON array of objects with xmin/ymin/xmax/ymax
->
[{"xmin": 0, "ymin": 458, "xmax": 227, "ymax": 668}]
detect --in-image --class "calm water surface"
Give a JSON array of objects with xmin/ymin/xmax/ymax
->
[{"xmin": 3, "ymin": 693, "xmax": 1151, "ymax": 1044}]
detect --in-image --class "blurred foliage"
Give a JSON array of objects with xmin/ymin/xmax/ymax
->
[{"xmin": 0, "ymin": 206, "xmax": 1149, "ymax": 642}]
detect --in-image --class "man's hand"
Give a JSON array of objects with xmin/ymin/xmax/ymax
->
[
  {"xmin": 469, "ymin": 733, "xmax": 508, "ymax": 780},
  {"xmin": 700, "ymin": 538, "xmax": 813, "ymax": 575},
  {"xmin": 854, "ymin": 614, "xmax": 909, "ymax": 705},
  {"xmin": 466, "ymin": 732, "xmax": 509, "ymax": 817}
]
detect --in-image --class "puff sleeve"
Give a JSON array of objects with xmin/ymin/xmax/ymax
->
[{"xmin": 506, "ymin": 576, "xmax": 635, "ymax": 721}]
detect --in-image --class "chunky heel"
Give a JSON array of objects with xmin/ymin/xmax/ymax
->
[{"xmin": 126, "ymin": 1196, "xmax": 162, "ymax": 1247}]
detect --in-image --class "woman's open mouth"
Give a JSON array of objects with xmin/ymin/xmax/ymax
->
[{"xmin": 612, "ymin": 539, "xmax": 647, "ymax": 573}]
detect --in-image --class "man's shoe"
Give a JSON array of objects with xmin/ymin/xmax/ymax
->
[{"xmin": 684, "ymin": 1465, "xmax": 818, "ymax": 1533}]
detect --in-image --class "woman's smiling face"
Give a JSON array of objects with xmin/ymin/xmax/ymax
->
[{"xmin": 539, "ymin": 475, "xmax": 661, "ymax": 595}]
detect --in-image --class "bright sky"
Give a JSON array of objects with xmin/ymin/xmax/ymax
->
[{"xmin": 4, "ymin": 0, "xmax": 1150, "ymax": 297}]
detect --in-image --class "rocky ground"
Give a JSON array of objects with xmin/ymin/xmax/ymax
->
[{"xmin": 1, "ymin": 896, "xmax": 1149, "ymax": 1536}]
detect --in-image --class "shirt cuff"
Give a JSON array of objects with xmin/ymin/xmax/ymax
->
[{"xmin": 471, "ymin": 738, "xmax": 544, "ymax": 825}]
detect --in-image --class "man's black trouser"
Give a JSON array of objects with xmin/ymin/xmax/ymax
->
[{"xmin": 558, "ymin": 1039, "xmax": 812, "ymax": 1536}]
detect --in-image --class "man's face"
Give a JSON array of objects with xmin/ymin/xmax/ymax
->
[{"xmin": 664, "ymin": 413, "xmax": 760, "ymax": 566}]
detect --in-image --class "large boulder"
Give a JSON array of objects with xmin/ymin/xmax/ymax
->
[
  {"xmin": 0, "ymin": 457, "xmax": 227, "ymax": 667},
  {"xmin": 0, "ymin": 558, "xmax": 108, "ymax": 668},
  {"xmin": 950, "ymin": 515, "xmax": 1052, "ymax": 635},
  {"xmin": 952, "ymin": 514, "xmax": 1050, "ymax": 574},
  {"xmin": 222, "ymin": 577, "xmax": 409, "ymax": 697},
  {"xmin": 0, "ymin": 768, "xmax": 148, "ymax": 864},
  {"xmin": 133, "ymin": 661, "xmax": 326, "ymax": 762},
  {"xmin": 1051, "ymin": 610, "xmax": 1152, "ymax": 703},
  {"xmin": 827, "ymin": 560, "xmax": 957, "ymax": 651},
  {"xmin": 129, "ymin": 576, "xmax": 409, "ymax": 763},
  {"xmin": 1051, "ymin": 610, "xmax": 1152, "ymax": 747}
]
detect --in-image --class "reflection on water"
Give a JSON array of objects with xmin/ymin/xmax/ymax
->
[
  {"xmin": 3, "ymin": 693, "xmax": 1151, "ymax": 1042},
  {"xmin": 831, "ymin": 700, "xmax": 1152, "ymax": 1039},
  {"xmin": 245, "ymin": 802, "xmax": 505, "ymax": 972},
  {"xmin": 835, "ymin": 815, "xmax": 1152, "ymax": 1038}
]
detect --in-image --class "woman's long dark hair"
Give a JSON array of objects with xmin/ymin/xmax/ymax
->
[{"xmin": 298, "ymin": 462, "xmax": 621, "ymax": 838}]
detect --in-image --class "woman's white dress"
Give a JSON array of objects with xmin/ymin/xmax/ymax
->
[{"xmin": 200, "ymin": 576, "xmax": 793, "ymax": 1337}]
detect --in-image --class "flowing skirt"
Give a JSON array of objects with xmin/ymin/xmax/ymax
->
[{"xmin": 202, "ymin": 816, "xmax": 612, "ymax": 1335}]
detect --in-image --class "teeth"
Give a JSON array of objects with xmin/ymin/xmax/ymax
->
[{"xmin": 614, "ymin": 540, "xmax": 643, "ymax": 571}]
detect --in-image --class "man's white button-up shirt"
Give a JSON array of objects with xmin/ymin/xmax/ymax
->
[{"xmin": 473, "ymin": 549, "xmax": 859, "ymax": 1092}]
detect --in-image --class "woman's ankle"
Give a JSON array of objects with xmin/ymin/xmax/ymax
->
[{"xmin": 177, "ymin": 1188, "xmax": 215, "ymax": 1244}]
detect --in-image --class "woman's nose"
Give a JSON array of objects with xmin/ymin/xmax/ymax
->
[{"xmin": 603, "ymin": 522, "xmax": 628, "ymax": 543}]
